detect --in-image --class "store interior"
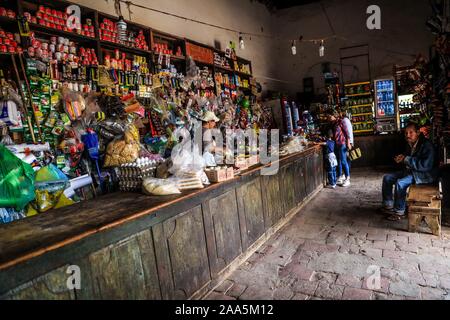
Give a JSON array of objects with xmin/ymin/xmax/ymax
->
[{"xmin": 0, "ymin": 0, "xmax": 449, "ymax": 300}]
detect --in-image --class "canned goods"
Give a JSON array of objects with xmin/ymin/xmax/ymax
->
[
  {"xmin": 7, "ymin": 10, "xmax": 16, "ymax": 19},
  {"xmin": 0, "ymin": 45, "xmax": 7, "ymax": 53}
]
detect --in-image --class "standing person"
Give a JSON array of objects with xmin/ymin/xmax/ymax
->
[
  {"xmin": 380, "ymin": 123, "xmax": 438, "ymax": 221},
  {"xmin": 322, "ymin": 129, "xmax": 338, "ymax": 189},
  {"xmin": 327, "ymin": 110, "xmax": 353, "ymax": 187}
]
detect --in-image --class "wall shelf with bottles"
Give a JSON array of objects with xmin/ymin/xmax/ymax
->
[{"xmin": 344, "ymin": 81, "xmax": 374, "ymax": 135}]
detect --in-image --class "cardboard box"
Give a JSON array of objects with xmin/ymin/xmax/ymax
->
[
  {"xmin": 205, "ymin": 168, "xmax": 227, "ymax": 183},
  {"xmin": 226, "ymin": 167, "xmax": 234, "ymax": 180},
  {"xmin": 235, "ymin": 157, "xmax": 248, "ymax": 169},
  {"xmin": 247, "ymin": 155, "xmax": 259, "ymax": 167}
]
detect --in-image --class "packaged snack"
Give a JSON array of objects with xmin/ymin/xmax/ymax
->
[{"xmin": 142, "ymin": 178, "xmax": 181, "ymax": 196}]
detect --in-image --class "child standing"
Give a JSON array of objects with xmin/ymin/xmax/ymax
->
[{"xmin": 324, "ymin": 129, "xmax": 338, "ymax": 189}]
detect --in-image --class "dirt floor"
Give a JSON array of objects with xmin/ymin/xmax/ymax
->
[{"xmin": 205, "ymin": 168, "xmax": 450, "ymax": 300}]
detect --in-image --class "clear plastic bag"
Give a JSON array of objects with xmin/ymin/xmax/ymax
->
[
  {"xmin": 0, "ymin": 144, "xmax": 35, "ymax": 210},
  {"xmin": 169, "ymin": 142, "xmax": 205, "ymax": 177}
]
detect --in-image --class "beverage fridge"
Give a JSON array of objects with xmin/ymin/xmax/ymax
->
[{"xmin": 374, "ymin": 78, "xmax": 398, "ymax": 133}]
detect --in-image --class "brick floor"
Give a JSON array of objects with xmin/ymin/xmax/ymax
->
[{"xmin": 206, "ymin": 168, "xmax": 450, "ymax": 300}]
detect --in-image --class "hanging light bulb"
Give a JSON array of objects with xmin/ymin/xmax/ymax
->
[
  {"xmin": 319, "ymin": 40, "xmax": 325, "ymax": 57},
  {"xmin": 117, "ymin": 15, "xmax": 127, "ymax": 42},
  {"xmin": 291, "ymin": 40, "xmax": 297, "ymax": 55},
  {"xmin": 239, "ymin": 33, "xmax": 245, "ymax": 50}
]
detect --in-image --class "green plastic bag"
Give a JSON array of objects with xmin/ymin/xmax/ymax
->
[{"xmin": 0, "ymin": 144, "xmax": 36, "ymax": 210}]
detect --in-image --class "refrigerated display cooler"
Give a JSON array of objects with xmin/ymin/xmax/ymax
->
[{"xmin": 374, "ymin": 78, "xmax": 397, "ymax": 133}]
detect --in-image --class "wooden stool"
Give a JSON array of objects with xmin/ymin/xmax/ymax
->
[{"xmin": 407, "ymin": 185, "xmax": 442, "ymax": 237}]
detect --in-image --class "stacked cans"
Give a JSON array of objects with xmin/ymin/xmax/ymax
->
[
  {"xmin": 23, "ymin": 6, "xmax": 95, "ymax": 38},
  {"xmin": 99, "ymin": 18, "xmax": 148, "ymax": 50},
  {"xmin": 28, "ymin": 35, "xmax": 98, "ymax": 66},
  {"xmin": 0, "ymin": 28, "xmax": 22, "ymax": 54},
  {"xmin": 116, "ymin": 157, "xmax": 161, "ymax": 192},
  {"xmin": 0, "ymin": 7, "xmax": 16, "ymax": 19}
]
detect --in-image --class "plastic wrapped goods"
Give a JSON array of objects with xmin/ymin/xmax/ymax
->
[
  {"xmin": 0, "ymin": 144, "xmax": 35, "ymax": 210},
  {"xmin": 142, "ymin": 178, "xmax": 181, "ymax": 196}
]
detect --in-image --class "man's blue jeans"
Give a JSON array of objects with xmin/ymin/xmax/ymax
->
[
  {"xmin": 382, "ymin": 171, "xmax": 414, "ymax": 215},
  {"xmin": 336, "ymin": 145, "xmax": 350, "ymax": 178}
]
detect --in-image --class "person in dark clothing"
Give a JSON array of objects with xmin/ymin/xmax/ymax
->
[
  {"xmin": 322, "ymin": 129, "xmax": 338, "ymax": 189},
  {"xmin": 381, "ymin": 123, "xmax": 439, "ymax": 221}
]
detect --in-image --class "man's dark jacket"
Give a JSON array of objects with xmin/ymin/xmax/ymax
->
[{"xmin": 404, "ymin": 134, "xmax": 438, "ymax": 185}]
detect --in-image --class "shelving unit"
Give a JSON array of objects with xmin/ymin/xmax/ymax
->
[{"xmin": 344, "ymin": 81, "xmax": 374, "ymax": 135}]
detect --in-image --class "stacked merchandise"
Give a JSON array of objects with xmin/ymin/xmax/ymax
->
[
  {"xmin": 0, "ymin": 26, "xmax": 23, "ymax": 54},
  {"xmin": 344, "ymin": 81, "xmax": 374, "ymax": 135},
  {"xmin": 0, "ymin": 3, "xmax": 279, "ymax": 225},
  {"xmin": 99, "ymin": 17, "xmax": 149, "ymax": 50},
  {"xmin": 0, "ymin": 58, "xmax": 273, "ymax": 225},
  {"xmin": 23, "ymin": 5, "xmax": 95, "ymax": 38}
]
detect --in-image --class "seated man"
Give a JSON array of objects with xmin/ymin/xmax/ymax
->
[{"xmin": 381, "ymin": 123, "xmax": 438, "ymax": 221}]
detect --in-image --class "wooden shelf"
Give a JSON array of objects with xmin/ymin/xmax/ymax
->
[
  {"xmin": 352, "ymin": 112, "xmax": 373, "ymax": 116},
  {"xmin": 345, "ymin": 81, "xmax": 370, "ymax": 87},
  {"xmin": 349, "ymin": 104, "xmax": 373, "ymax": 108},
  {"xmin": 234, "ymin": 70, "xmax": 252, "ymax": 77},
  {"xmin": 0, "ymin": 16, "xmax": 19, "ymax": 29},
  {"xmin": 29, "ymin": 22, "xmax": 97, "ymax": 43},
  {"xmin": 100, "ymin": 40, "xmax": 151, "ymax": 56},
  {"xmin": 346, "ymin": 92, "xmax": 372, "ymax": 97},
  {"xmin": 352, "ymin": 121, "xmax": 374, "ymax": 125},
  {"xmin": 214, "ymin": 65, "xmax": 234, "ymax": 73}
]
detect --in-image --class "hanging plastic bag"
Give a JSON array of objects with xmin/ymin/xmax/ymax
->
[{"xmin": 0, "ymin": 144, "xmax": 36, "ymax": 210}]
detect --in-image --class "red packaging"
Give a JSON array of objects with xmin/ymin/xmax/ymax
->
[
  {"xmin": 31, "ymin": 17, "xmax": 37, "ymax": 24},
  {"xmin": 38, "ymin": 5, "xmax": 45, "ymax": 13},
  {"xmin": 57, "ymin": 25, "xmax": 62, "ymax": 30},
  {"xmin": 3, "ymin": 38, "xmax": 10, "ymax": 46},
  {"xmin": 0, "ymin": 39, "xmax": 2, "ymax": 45},
  {"xmin": 51, "ymin": 9, "xmax": 57, "ymax": 16},
  {"xmin": 7, "ymin": 10, "xmax": 15, "ymax": 19},
  {"xmin": 6, "ymin": 33, "xmax": 13, "ymax": 40},
  {"xmin": 0, "ymin": 8, "xmax": 6, "ymax": 16},
  {"xmin": 45, "ymin": 8, "xmax": 51, "ymax": 15},
  {"xmin": 0, "ymin": 45, "xmax": 7, "ymax": 53}
]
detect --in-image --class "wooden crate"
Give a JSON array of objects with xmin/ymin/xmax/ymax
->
[
  {"xmin": 407, "ymin": 185, "xmax": 442, "ymax": 237},
  {"xmin": 226, "ymin": 167, "xmax": 234, "ymax": 180},
  {"xmin": 205, "ymin": 168, "xmax": 227, "ymax": 183}
]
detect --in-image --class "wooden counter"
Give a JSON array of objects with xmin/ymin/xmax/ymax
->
[
  {"xmin": 0, "ymin": 145, "xmax": 324, "ymax": 300},
  {"xmin": 352, "ymin": 134, "xmax": 404, "ymax": 168}
]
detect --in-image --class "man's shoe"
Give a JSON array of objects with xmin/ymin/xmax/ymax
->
[
  {"xmin": 341, "ymin": 179, "xmax": 351, "ymax": 187},
  {"xmin": 337, "ymin": 175, "xmax": 345, "ymax": 185},
  {"xmin": 377, "ymin": 207, "xmax": 394, "ymax": 215},
  {"xmin": 325, "ymin": 185, "xmax": 337, "ymax": 189}
]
